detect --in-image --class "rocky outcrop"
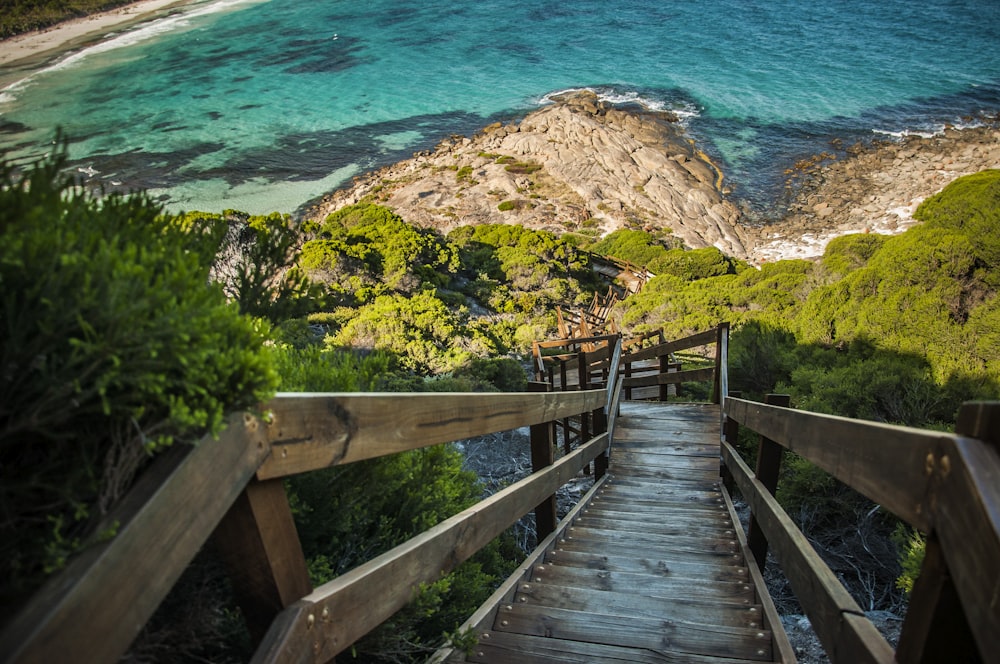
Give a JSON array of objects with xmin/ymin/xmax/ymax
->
[
  {"xmin": 751, "ymin": 124, "xmax": 1000, "ymax": 262},
  {"xmin": 309, "ymin": 90, "xmax": 751, "ymax": 258},
  {"xmin": 310, "ymin": 90, "xmax": 999, "ymax": 265}
]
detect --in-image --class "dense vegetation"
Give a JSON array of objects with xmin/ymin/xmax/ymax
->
[
  {"xmin": 0, "ymin": 154, "xmax": 277, "ymax": 622},
  {"xmin": 0, "ymin": 0, "xmax": 135, "ymax": 39},
  {"xmin": 4, "ymin": 137, "xmax": 997, "ymax": 660}
]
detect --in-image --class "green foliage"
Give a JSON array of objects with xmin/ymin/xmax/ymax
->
[
  {"xmin": 590, "ymin": 229, "xmax": 671, "ymax": 268},
  {"xmin": 0, "ymin": 0, "xmax": 133, "ymax": 39},
  {"xmin": 502, "ymin": 160, "xmax": 542, "ymax": 175},
  {"xmin": 820, "ymin": 232, "xmax": 886, "ymax": 277},
  {"xmin": 178, "ymin": 210, "xmax": 324, "ymax": 323},
  {"xmin": 651, "ymin": 246, "xmax": 740, "ymax": 281},
  {"xmin": 303, "ymin": 203, "xmax": 459, "ymax": 298},
  {"xmin": 328, "ymin": 290, "xmax": 503, "ymax": 374},
  {"xmin": 914, "ymin": 169, "xmax": 1000, "ymax": 279},
  {"xmin": 892, "ymin": 526, "xmax": 926, "ymax": 595},
  {"xmin": 0, "ymin": 150, "xmax": 276, "ymax": 610},
  {"xmin": 497, "ymin": 200, "xmax": 517, "ymax": 211},
  {"xmin": 272, "ymin": 345, "xmax": 392, "ymax": 392}
]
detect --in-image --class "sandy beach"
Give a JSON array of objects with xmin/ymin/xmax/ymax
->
[{"xmin": 0, "ymin": 0, "xmax": 197, "ymax": 69}]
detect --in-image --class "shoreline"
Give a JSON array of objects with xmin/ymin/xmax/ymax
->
[{"xmin": 0, "ymin": 0, "xmax": 198, "ymax": 70}]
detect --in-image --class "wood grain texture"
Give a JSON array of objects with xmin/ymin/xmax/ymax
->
[
  {"xmin": 438, "ymin": 399, "xmax": 792, "ymax": 663},
  {"xmin": 724, "ymin": 397, "xmax": 950, "ymax": 531},
  {"xmin": 257, "ymin": 389, "xmax": 606, "ymax": 479},
  {"xmin": 1, "ymin": 412, "xmax": 271, "ymax": 664},
  {"xmin": 253, "ymin": 433, "xmax": 610, "ymax": 663},
  {"xmin": 722, "ymin": 440, "xmax": 893, "ymax": 663},
  {"xmin": 623, "ymin": 328, "xmax": 720, "ymax": 363},
  {"xmin": 212, "ymin": 478, "xmax": 312, "ymax": 645}
]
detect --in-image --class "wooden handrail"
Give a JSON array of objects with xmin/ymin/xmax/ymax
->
[
  {"xmin": 0, "ymin": 389, "xmax": 607, "ymax": 664},
  {"xmin": 722, "ymin": 397, "xmax": 1000, "ymax": 662},
  {"xmin": 253, "ymin": 431, "xmax": 610, "ymax": 662},
  {"xmin": 623, "ymin": 328, "xmax": 719, "ymax": 363}
]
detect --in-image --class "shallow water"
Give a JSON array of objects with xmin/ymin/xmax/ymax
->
[{"xmin": 1, "ymin": 0, "xmax": 998, "ymax": 215}]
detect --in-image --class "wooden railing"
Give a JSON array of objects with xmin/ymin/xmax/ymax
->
[
  {"xmin": 721, "ymin": 395, "xmax": 1000, "ymax": 663},
  {"xmin": 0, "ymin": 387, "xmax": 620, "ymax": 664},
  {"xmin": 622, "ymin": 323, "xmax": 729, "ymax": 404}
]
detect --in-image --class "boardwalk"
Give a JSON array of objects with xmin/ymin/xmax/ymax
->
[{"xmin": 443, "ymin": 401, "xmax": 792, "ymax": 663}]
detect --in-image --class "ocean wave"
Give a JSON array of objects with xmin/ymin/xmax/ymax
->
[
  {"xmin": 537, "ymin": 86, "xmax": 701, "ymax": 121},
  {"xmin": 0, "ymin": 0, "xmax": 267, "ymax": 105},
  {"xmin": 872, "ymin": 115, "xmax": 988, "ymax": 140}
]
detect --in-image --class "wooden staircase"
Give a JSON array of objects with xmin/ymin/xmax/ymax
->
[{"xmin": 435, "ymin": 401, "xmax": 792, "ymax": 663}]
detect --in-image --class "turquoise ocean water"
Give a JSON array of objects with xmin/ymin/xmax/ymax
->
[{"xmin": 1, "ymin": 0, "xmax": 998, "ymax": 216}]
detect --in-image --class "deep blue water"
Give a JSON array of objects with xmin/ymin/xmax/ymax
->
[{"xmin": 1, "ymin": 0, "xmax": 998, "ymax": 215}]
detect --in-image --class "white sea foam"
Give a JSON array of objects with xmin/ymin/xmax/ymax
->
[
  {"xmin": 873, "ymin": 127, "xmax": 943, "ymax": 139},
  {"xmin": 537, "ymin": 86, "xmax": 700, "ymax": 121},
  {"xmin": 872, "ymin": 114, "xmax": 988, "ymax": 140},
  {"xmin": 0, "ymin": 0, "xmax": 267, "ymax": 105}
]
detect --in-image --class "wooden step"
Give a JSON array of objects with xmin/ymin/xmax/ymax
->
[
  {"xmin": 493, "ymin": 604, "xmax": 773, "ymax": 661},
  {"xmin": 529, "ymin": 563, "xmax": 756, "ymax": 603},
  {"xmin": 465, "ymin": 629, "xmax": 765, "ymax": 664},
  {"xmin": 543, "ymin": 549, "xmax": 749, "ymax": 582},
  {"xmin": 516, "ymin": 579, "xmax": 762, "ymax": 619}
]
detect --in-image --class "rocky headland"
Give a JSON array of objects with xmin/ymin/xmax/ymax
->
[
  {"xmin": 311, "ymin": 90, "xmax": 750, "ymax": 257},
  {"xmin": 310, "ymin": 90, "xmax": 1000, "ymax": 263}
]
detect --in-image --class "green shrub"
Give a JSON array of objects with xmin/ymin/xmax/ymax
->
[
  {"xmin": 0, "ymin": 151, "xmax": 276, "ymax": 611},
  {"xmin": 497, "ymin": 200, "xmax": 517, "ymax": 212},
  {"xmin": 590, "ymin": 229, "xmax": 670, "ymax": 268},
  {"xmin": 503, "ymin": 160, "xmax": 542, "ymax": 175}
]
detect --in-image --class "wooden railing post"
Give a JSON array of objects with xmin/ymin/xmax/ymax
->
[
  {"xmin": 624, "ymin": 355, "xmax": 633, "ymax": 400},
  {"xmin": 658, "ymin": 353, "xmax": 669, "ymax": 402},
  {"xmin": 212, "ymin": 478, "xmax": 312, "ymax": 646},
  {"xmin": 721, "ymin": 391, "xmax": 742, "ymax": 496},
  {"xmin": 712, "ymin": 322, "xmax": 729, "ymax": 404},
  {"xmin": 528, "ymin": 381, "xmax": 558, "ymax": 541},
  {"xmin": 746, "ymin": 394, "xmax": 790, "ymax": 572},
  {"xmin": 592, "ymin": 402, "xmax": 609, "ymax": 480},
  {"xmin": 896, "ymin": 401, "xmax": 999, "ymax": 663},
  {"xmin": 578, "ymin": 351, "xmax": 592, "ymax": 474}
]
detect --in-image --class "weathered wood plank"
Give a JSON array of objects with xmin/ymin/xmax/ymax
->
[
  {"xmin": 930, "ymin": 433, "xmax": 1000, "ymax": 658},
  {"xmin": 623, "ymin": 329, "xmax": 720, "ymax": 363},
  {"xmin": 465, "ymin": 630, "xmax": 760, "ymax": 664},
  {"xmin": 493, "ymin": 603, "xmax": 773, "ymax": 661},
  {"xmin": 611, "ymin": 441, "xmax": 719, "ymax": 457},
  {"xmin": 252, "ymin": 433, "xmax": 610, "ymax": 663},
  {"xmin": 257, "ymin": 389, "xmax": 606, "ymax": 479},
  {"xmin": 721, "ymin": 480, "xmax": 797, "ymax": 664},
  {"xmin": 553, "ymin": 537, "xmax": 747, "ymax": 571},
  {"xmin": 529, "ymin": 564, "xmax": 756, "ymax": 602},
  {"xmin": 722, "ymin": 440, "xmax": 894, "ymax": 663},
  {"xmin": 559, "ymin": 526, "xmax": 740, "ymax": 557},
  {"xmin": 1, "ymin": 412, "xmax": 271, "ymax": 664},
  {"xmin": 212, "ymin": 478, "xmax": 312, "ymax": 645},
  {"xmin": 573, "ymin": 514, "xmax": 734, "ymax": 536},
  {"xmin": 543, "ymin": 549, "xmax": 749, "ymax": 581},
  {"xmin": 518, "ymin": 579, "xmax": 762, "ymax": 624},
  {"xmin": 724, "ymin": 397, "xmax": 949, "ymax": 531}
]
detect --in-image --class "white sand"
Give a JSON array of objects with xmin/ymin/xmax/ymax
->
[{"xmin": 0, "ymin": 0, "xmax": 196, "ymax": 68}]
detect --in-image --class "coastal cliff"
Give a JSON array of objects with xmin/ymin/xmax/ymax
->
[{"xmin": 311, "ymin": 90, "xmax": 999, "ymax": 263}]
